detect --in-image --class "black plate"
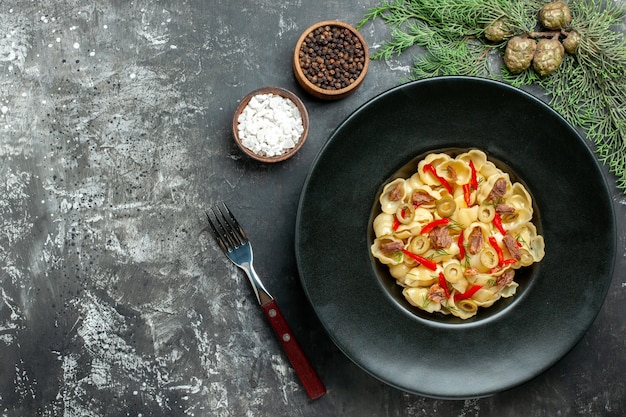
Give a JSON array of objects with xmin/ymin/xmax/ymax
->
[{"xmin": 295, "ymin": 76, "xmax": 616, "ymax": 399}]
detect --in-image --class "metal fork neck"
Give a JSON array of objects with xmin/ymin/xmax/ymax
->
[{"xmin": 241, "ymin": 261, "xmax": 273, "ymax": 305}]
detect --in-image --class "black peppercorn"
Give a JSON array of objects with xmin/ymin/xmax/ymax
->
[{"xmin": 298, "ymin": 25, "xmax": 365, "ymax": 91}]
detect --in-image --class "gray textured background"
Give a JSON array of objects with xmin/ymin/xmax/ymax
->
[{"xmin": 1, "ymin": 1, "xmax": 624, "ymax": 416}]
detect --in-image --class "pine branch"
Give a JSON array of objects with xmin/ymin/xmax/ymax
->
[{"xmin": 359, "ymin": 0, "xmax": 626, "ymax": 193}]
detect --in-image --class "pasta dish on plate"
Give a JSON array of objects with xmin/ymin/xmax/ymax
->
[{"xmin": 371, "ymin": 149, "xmax": 545, "ymax": 319}]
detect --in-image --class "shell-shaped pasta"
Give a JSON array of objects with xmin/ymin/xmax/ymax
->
[
  {"xmin": 510, "ymin": 222, "xmax": 538, "ymax": 242},
  {"xmin": 499, "ymin": 281, "xmax": 519, "ymax": 298},
  {"xmin": 394, "ymin": 221, "xmax": 421, "ymax": 240},
  {"xmin": 371, "ymin": 236, "xmax": 404, "ymax": 265},
  {"xmin": 389, "ymin": 263, "xmax": 411, "ymax": 280},
  {"xmin": 422, "ymin": 241, "xmax": 460, "ymax": 263},
  {"xmin": 440, "ymin": 159, "xmax": 471, "ymax": 185},
  {"xmin": 420, "ymin": 152, "xmax": 452, "ymax": 168},
  {"xmin": 373, "ymin": 213, "xmax": 395, "ymax": 237},
  {"xmin": 374, "ymin": 149, "xmax": 544, "ymax": 320},
  {"xmin": 478, "ymin": 160, "xmax": 501, "ymax": 179},
  {"xmin": 452, "ymin": 193, "xmax": 467, "ymax": 211},
  {"xmin": 407, "ymin": 184, "xmax": 441, "ymax": 205},
  {"xmin": 417, "ymin": 153, "xmax": 452, "ymax": 188},
  {"xmin": 413, "ymin": 207, "xmax": 435, "ymax": 224},
  {"xmin": 453, "ymin": 205, "xmax": 479, "ymax": 229},
  {"xmin": 499, "ymin": 207, "xmax": 532, "ymax": 231},
  {"xmin": 403, "ymin": 287, "xmax": 442, "ymax": 312},
  {"xmin": 472, "ymin": 287, "xmax": 499, "ymax": 304},
  {"xmin": 507, "ymin": 182, "xmax": 533, "ymax": 213},
  {"xmin": 510, "ymin": 223, "xmax": 545, "ymax": 262},
  {"xmin": 528, "ymin": 235, "xmax": 545, "ymax": 262},
  {"xmin": 402, "ymin": 266, "xmax": 438, "ymax": 287},
  {"xmin": 516, "ymin": 248, "xmax": 536, "ymax": 267},
  {"xmin": 449, "ymin": 277, "xmax": 469, "ymax": 294},
  {"xmin": 469, "ymin": 273, "xmax": 496, "ymax": 287},
  {"xmin": 463, "ymin": 221, "xmax": 490, "ymax": 242},
  {"xmin": 380, "ymin": 178, "xmax": 408, "ymax": 214},
  {"xmin": 476, "ymin": 172, "xmax": 511, "ymax": 204},
  {"xmin": 457, "ymin": 149, "xmax": 488, "ymax": 172}
]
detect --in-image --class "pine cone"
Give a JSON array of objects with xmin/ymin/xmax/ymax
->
[
  {"xmin": 563, "ymin": 30, "xmax": 581, "ymax": 55},
  {"xmin": 504, "ymin": 36, "xmax": 537, "ymax": 74},
  {"xmin": 539, "ymin": 1, "xmax": 572, "ymax": 30},
  {"xmin": 533, "ymin": 39, "xmax": 565, "ymax": 76},
  {"xmin": 484, "ymin": 18, "xmax": 511, "ymax": 42}
]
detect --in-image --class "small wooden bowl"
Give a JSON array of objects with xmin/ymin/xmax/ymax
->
[
  {"xmin": 293, "ymin": 20, "xmax": 369, "ymax": 100},
  {"xmin": 232, "ymin": 87, "xmax": 309, "ymax": 163}
]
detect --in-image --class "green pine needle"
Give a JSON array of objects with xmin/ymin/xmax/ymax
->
[{"xmin": 358, "ymin": 0, "xmax": 626, "ymax": 193}]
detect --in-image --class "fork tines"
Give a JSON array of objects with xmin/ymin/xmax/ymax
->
[{"xmin": 206, "ymin": 203, "xmax": 248, "ymax": 252}]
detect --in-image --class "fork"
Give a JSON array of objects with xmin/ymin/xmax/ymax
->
[{"xmin": 206, "ymin": 202, "xmax": 326, "ymax": 400}]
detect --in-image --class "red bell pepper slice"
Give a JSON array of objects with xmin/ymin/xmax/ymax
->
[
  {"xmin": 469, "ymin": 160, "xmax": 478, "ymax": 189},
  {"xmin": 438, "ymin": 272, "xmax": 451, "ymax": 299},
  {"xmin": 488, "ymin": 236, "xmax": 518, "ymax": 266},
  {"xmin": 492, "ymin": 212, "xmax": 506, "ymax": 235},
  {"xmin": 423, "ymin": 163, "xmax": 453, "ymax": 194},
  {"xmin": 401, "ymin": 249, "xmax": 437, "ymax": 271},
  {"xmin": 489, "ymin": 236, "xmax": 506, "ymax": 266},
  {"xmin": 458, "ymin": 231, "xmax": 465, "ymax": 260},
  {"xmin": 454, "ymin": 284, "xmax": 482, "ymax": 301},
  {"xmin": 463, "ymin": 183, "xmax": 472, "ymax": 207},
  {"xmin": 392, "ymin": 208, "xmax": 407, "ymax": 231},
  {"xmin": 420, "ymin": 217, "xmax": 450, "ymax": 234}
]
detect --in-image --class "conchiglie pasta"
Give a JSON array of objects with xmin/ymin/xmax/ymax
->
[
  {"xmin": 509, "ymin": 223, "xmax": 545, "ymax": 264},
  {"xmin": 403, "ymin": 287, "xmax": 442, "ymax": 313},
  {"xmin": 528, "ymin": 235, "xmax": 545, "ymax": 263},
  {"xmin": 500, "ymin": 207, "xmax": 533, "ymax": 231},
  {"xmin": 500, "ymin": 281, "xmax": 519, "ymax": 298},
  {"xmin": 413, "ymin": 207, "xmax": 435, "ymax": 224},
  {"xmin": 507, "ymin": 183, "xmax": 533, "ymax": 212},
  {"xmin": 476, "ymin": 173, "xmax": 511, "ymax": 203},
  {"xmin": 394, "ymin": 221, "xmax": 422, "ymax": 240},
  {"xmin": 478, "ymin": 160, "xmax": 501, "ymax": 180},
  {"xmin": 373, "ymin": 213, "xmax": 395, "ymax": 237},
  {"xmin": 458, "ymin": 149, "xmax": 487, "ymax": 171},
  {"xmin": 401, "ymin": 266, "xmax": 438, "ymax": 287},
  {"xmin": 454, "ymin": 205, "xmax": 479, "ymax": 228},
  {"xmin": 440, "ymin": 159, "xmax": 471, "ymax": 185},
  {"xmin": 417, "ymin": 154, "xmax": 452, "ymax": 189},
  {"xmin": 389, "ymin": 263, "xmax": 411, "ymax": 280},
  {"xmin": 371, "ymin": 236, "xmax": 403, "ymax": 265},
  {"xmin": 371, "ymin": 149, "xmax": 545, "ymax": 319},
  {"xmin": 449, "ymin": 278, "xmax": 469, "ymax": 294},
  {"xmin": 380, "ymin": 178, "xmax": 408, "ymax": 214}
]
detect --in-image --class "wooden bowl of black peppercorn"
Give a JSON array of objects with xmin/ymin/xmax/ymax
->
[{"xmin": 293, "ymin": 20, "xmax": 369, "ymax": 100}]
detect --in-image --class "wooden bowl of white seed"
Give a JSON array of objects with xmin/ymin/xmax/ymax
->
[{"xmin": 233, "ymin": 86, "xmax": 309, "ymax": 163}]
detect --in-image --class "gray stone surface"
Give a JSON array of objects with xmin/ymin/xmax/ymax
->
[{"xmin": 0, "ymin": 1, "xmax": 624, "ymax": 416}]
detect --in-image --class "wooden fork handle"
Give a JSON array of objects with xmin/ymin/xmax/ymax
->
[{"xmin": 261, "ymin": 299, "xmax": 326, "ymax": 400}]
